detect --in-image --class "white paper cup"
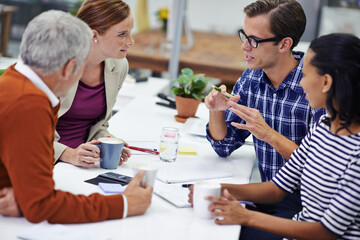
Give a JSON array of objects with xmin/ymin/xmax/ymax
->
[
  {"xmin": 193, "ymin": 182, "xmax": 221, "ymax": 219},
  {"xmin": 133, "ymin": 164, "xmax": 158, "ymax": 187}
]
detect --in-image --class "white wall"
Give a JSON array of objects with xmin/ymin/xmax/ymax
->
[
  {"xmin": 126, "ymin": 0, "xmax": 252, "ymax": 35},
  {"xmin": 186, "ymin": 0, "xmax": 250, "ymax": 35},
  {"xmin": 127, "ymin": 0, "xmax": 360, "ymax": 40}
]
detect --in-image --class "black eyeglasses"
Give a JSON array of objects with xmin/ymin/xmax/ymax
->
[{"xmin": 238, "ymin": 29, "xmax": 283, "ymax": 48}]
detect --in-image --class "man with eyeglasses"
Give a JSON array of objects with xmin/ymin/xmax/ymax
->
[{"xmin": 205, "ymin": 1, "xmax": 326, "ymax": 239}]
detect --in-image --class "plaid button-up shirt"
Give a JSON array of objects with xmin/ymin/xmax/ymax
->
[{"xmin": 207, "ymin": 51, "xmax": 326, "ymax": 182}]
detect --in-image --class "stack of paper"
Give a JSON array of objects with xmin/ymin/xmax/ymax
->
[
  {"xmin": 156, "ymin": 162, "xmax": 233, "ymax": 184},
  {"xmin": 154, "ymin": 181, "xmax": 192, "ymax": 208}
]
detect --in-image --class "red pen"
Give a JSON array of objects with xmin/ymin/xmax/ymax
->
[{"xmin": 128, "ymin": 146, "xmax": 159, "ymax": 155}]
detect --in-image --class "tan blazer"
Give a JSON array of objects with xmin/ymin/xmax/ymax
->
[{"xmin": 53, "ymin": 58, "xmax": 129, "ymax": 161}]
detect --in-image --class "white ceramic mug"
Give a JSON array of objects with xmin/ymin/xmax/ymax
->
[
  {"xmin": 193, "ymin": 182, "xmax": 221, "ymax": 219},
  {"xmin": 133, "ymin": 164, "xmax": 158, "ymax": 187}
]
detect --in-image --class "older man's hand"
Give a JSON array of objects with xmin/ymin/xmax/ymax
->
[{"xmin": 0, "ymin": 187, "xmax": 21, "ymax": 217}]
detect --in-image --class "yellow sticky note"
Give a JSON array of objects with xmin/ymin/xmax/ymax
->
[{"xmin": 177, "ymin": 146, "xmax": 197, "ymax": 155}]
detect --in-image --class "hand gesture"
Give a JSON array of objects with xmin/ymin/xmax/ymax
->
[
  {"xmin": 227, "ymin": 101, "xmax": 273, "ymax": 142},
  {"xmin": 205, "ymin": 85, "xmax": 240, "ymax": 111},
  {"xmin": 123, "ymin": 171, "xmax": 153, "ymax": 217},
  {"xmin": 207, "ymin": 189, "xmax": 250, "ymax": 225}
]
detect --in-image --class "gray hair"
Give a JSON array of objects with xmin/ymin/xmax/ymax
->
[{"xmin": 20, "ymin": 10, "xmax": 92, "ymax": 75}]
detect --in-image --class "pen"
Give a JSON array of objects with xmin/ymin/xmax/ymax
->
[
  {"xmin": 128, "ymin": 146, "xmax": 159, "ymax": 155},
  {"xmin": 239, "ymin": 200, "xmax": 256, "ymax": 207},
  {"xmin": 211, "ymin": 85, "xmax": 232, "ymax": 99}
]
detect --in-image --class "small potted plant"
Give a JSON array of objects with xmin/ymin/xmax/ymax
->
[
  {"xmin": 155, "ymin": 6, "xmax": 168, "ymax": 33},
  {"xmin": 171, "ymin": 68, "xmax": 210, "ymax": 122}
]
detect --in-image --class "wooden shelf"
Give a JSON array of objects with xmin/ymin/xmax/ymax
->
[{"xmin": 127, "ymin": 29, "xmax": 246, "ymax": 84}]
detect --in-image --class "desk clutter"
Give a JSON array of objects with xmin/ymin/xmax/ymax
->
[
  {"xmin": 127, "ymin": 69, "xmax": 149, "ymax": 83},
  {"xmin": 85, "ymin": 172, "xmax": 132, "ymax": 186},
  {"xmin": 3, "ymin": 95, "xmax": 252, "ymax": 240},
  {"xmin": 127, "ymin": 141, "xmax": 198, "ymax": 155}
]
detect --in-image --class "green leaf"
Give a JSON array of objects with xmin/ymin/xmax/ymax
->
[
  {"xmin": 184, "ymin": 84, "xmax": 191, "ymax": 95},
  {"xmin": 172, "ymin": 87, "xmax": 184, "ymax": 96},
  {"xmin": 177, "ymin": 75, "xmax": 192, "ymax": 85},
  {"xmin": 173, "ymin": 68, "xmax": 210, "ymax": 99},
  {"xmin": 193, "ymin": 73, "xmax": 205, "ymax": 81},
  {"xmin": 192, "ymin": 93, "xmax": 203, "ymax": 99},
  {"xmin": 181, "ymin": 68, "xmax": 193, "ymax": 76},
  {"xmin": 193, "ymin": 79, "xmax": 205, "ymax": 89}
]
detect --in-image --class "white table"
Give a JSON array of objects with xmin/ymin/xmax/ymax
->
[
  {"xmin": 0, "ymin": 56, "xmax": 17, "ymax": 69},
  {"xmin": 0, "ymin": 81, "xmax": 256, "ymax": 240},
  {"xmin": 112, "ymin": 76, "xmax": 170, "ymax": 111}
]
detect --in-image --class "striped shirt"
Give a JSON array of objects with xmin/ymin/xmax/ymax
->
[
  {"xmin": 272, "ymin": 117, "xmax": 360, "ymax": 239},
  {"xmin": 207, "ymin": 51, "xmax": 326, "ymax": 181}
]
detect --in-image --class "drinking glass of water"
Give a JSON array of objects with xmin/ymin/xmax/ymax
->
[{"xmin": 159, "ymin": 127, "xmax": 179, "ymax": 162}]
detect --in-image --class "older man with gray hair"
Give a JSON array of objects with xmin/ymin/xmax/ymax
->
[{"xmin": 0, "ymin": 10, "xmax": 152, "ymax": 223}]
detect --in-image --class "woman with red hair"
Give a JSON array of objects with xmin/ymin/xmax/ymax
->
[{"xmin": 55, "ymin": 0, "xmax": 134, "ymax": 167}]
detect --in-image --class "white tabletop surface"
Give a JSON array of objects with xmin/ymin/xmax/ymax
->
[
  {"xmin": 0, "ymin": 77, "xmax": 256, "ymax": 240},
  {"xmin": 0, "ymin": 56, "xmax": 17, "ymax": 69}
]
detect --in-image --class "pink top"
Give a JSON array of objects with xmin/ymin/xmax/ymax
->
[{"xmin": 56, "ymin": 81, "xmax": 106, "ymax": 148}]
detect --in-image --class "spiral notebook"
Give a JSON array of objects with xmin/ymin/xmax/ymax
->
[{"xmin": 156, "ymin": 162, "xmax": 233, "ymax": 184}]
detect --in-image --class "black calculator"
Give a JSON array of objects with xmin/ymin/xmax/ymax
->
[{"xmin": 98, "ymin": 172, "xmax": 133, "ymax": 185}]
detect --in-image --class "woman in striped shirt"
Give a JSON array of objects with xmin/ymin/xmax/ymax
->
[{"xmin": 192, "ymin": 33, "xmax": 360, "ymax": 240}]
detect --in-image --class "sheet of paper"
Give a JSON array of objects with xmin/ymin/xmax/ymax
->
[
  {"xmin": 98, "ymin": 182, "xmax": 125, "ymax": 193},
  {"xmin": 156, "ymin": 161, "xmax": 233, "ymax": 184},
  {"xmin": 18, "ymin": 221, "xmax": 110, "ymax": 240},
  {"xmin": 181, "ymin": 117, "xmax": 207, "ymax": 137},
  {"xmin": 154, "ymin": 181, "xmax": 191, "ymax": 208}
]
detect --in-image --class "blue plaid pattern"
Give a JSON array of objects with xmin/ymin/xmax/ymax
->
[{"xmin": 207, "ymin": 51, "xmax": 326, "ymax": 182}]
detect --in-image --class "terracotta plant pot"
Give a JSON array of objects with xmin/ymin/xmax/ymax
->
[{"xmin": 175, "ymin": 95, "xmax": 201, "ymax": 118}]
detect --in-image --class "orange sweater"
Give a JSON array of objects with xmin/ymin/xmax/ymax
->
[{"xmin": 0, "ymin": 66, "xmax": 124, "ymax": 223}]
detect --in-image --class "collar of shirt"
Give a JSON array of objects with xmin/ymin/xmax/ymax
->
[
  {"xmin": 15, "ymin": 59, "xmax": 59, "ymax": 107},
  {"xmin": 259, "ymin": 51, "xmax": 305, "ymax": 95}
]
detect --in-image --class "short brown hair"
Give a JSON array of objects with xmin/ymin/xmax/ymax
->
[
  {"xmin": 244, "ymin": 0, "xmax": 306, "ymax": 49},
  {"xmin": 77, "ymin": 0, "xmax": 130, "ymax": 35}
]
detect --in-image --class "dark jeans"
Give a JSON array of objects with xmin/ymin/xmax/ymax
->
[{"xmin": 239, "ymin": 190, "xmax": 302, "ymax": 240}]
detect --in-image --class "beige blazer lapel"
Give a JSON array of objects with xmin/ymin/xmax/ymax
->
[
  {"xmin": 58, "ymin": 81, "xmax": 79, "ymax": 118},
  {"xmin": 104, "ymin": 59, "xmax": 119, "ymax": 118}
]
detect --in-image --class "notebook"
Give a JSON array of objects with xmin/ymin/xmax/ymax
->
[
  {"xmin": 181, "ymin": 117, "xmax": 207, "ymax": 137},
  {"xmin": 154, "ymin": 181, "xmax": 192, "ymax": 208},
  {"xmin": 156, "ymin": 162, "xmax": 233, "ymax": 184}
]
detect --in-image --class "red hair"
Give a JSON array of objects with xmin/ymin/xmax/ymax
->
[{"xmin": 77, "ymin": 0, "xmax": 130, "ymax": 35}]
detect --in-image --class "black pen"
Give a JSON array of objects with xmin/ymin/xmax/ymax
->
[{"xmin": 182, "ymin": 184, "xmax": 192, "ymax": 188}]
